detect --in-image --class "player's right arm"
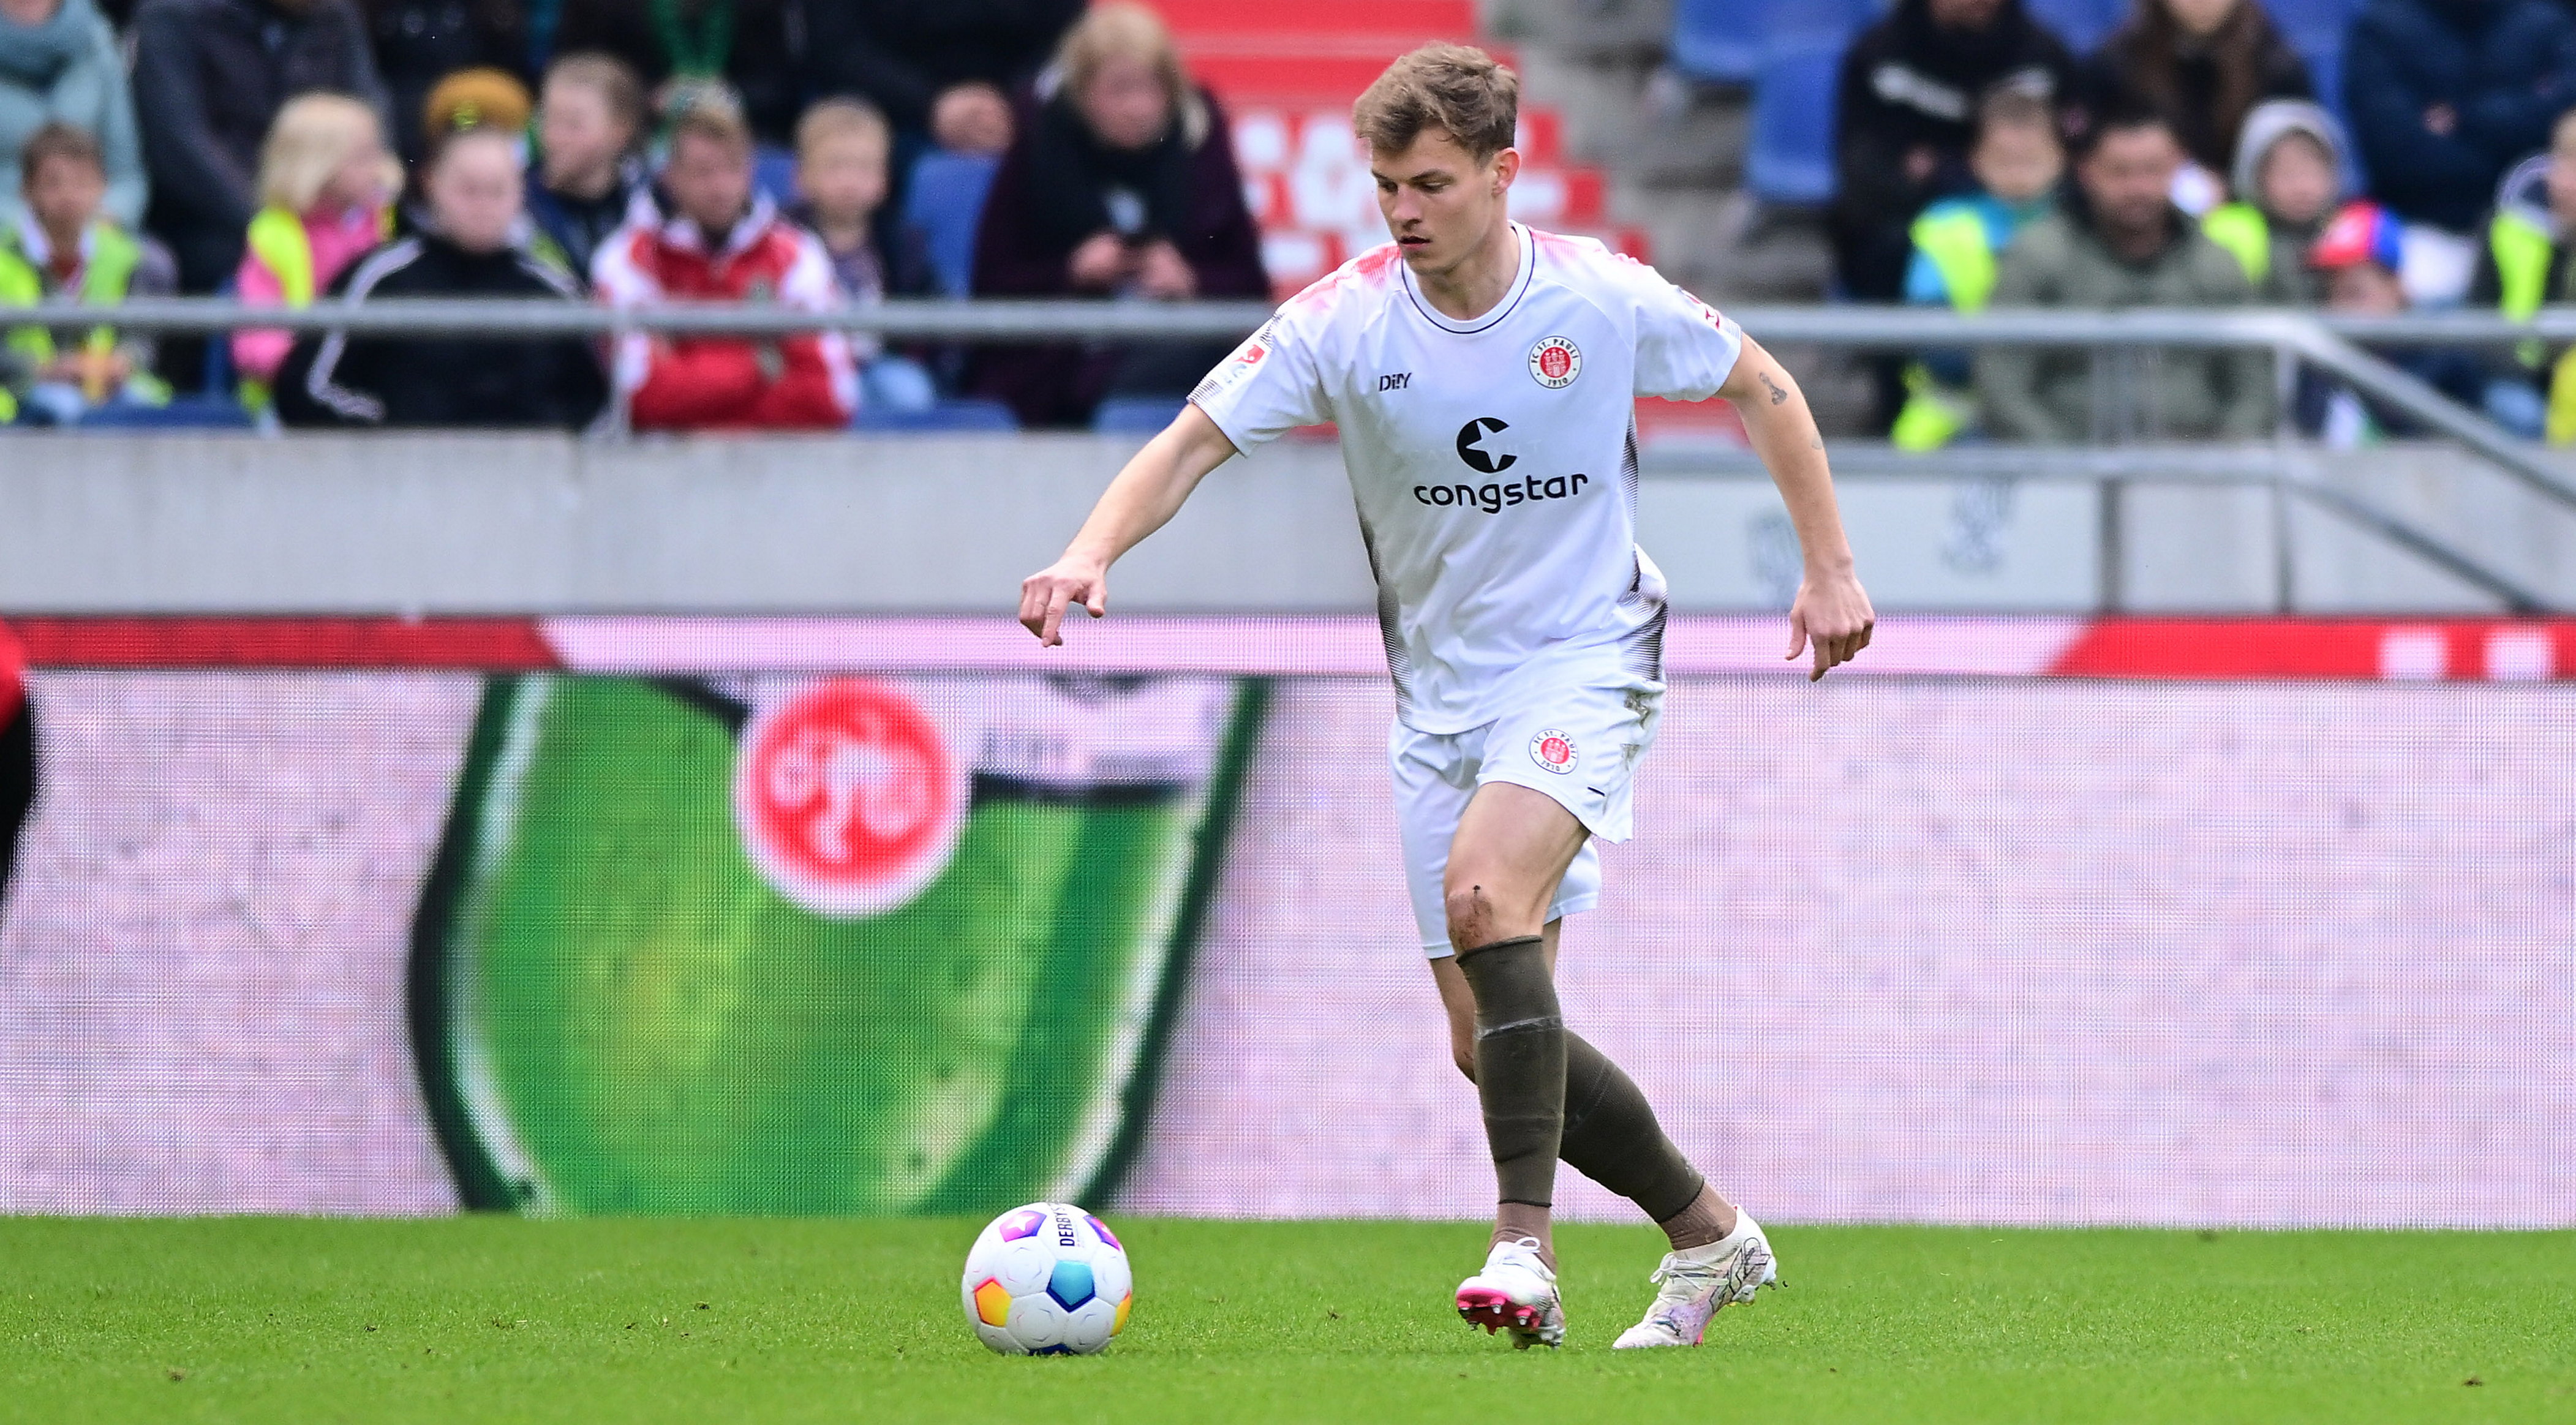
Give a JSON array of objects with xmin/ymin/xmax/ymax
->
[{"xmin": 1018, "ymin": 404, "xmax": 1242, "ymax": 646}]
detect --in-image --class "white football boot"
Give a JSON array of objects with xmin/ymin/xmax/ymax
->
[
  {"xmin": 1611, "ymin": 1211, "xmax": 1779, "ymax": 1349},
  {"xmin": 1455, "ymin": 1235, "xmax": 1567, "ymax": 1349}
]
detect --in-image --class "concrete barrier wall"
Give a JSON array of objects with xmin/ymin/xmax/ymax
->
[{"xmin": 0, "ymin": 431, "xmax": 2556, "ymax": 613}]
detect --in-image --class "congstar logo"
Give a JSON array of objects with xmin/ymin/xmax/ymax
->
[{"xmin": 1454, "ymin": 417, "xmax": 1516, "ymax": 474}]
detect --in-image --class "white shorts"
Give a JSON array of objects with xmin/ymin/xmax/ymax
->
[{"xmin": 1389, "ymin": 676, "xmax": 1663, "ymax": 958}]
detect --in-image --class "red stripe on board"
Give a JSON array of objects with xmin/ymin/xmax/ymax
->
[
  {"xmin": 2046, "ymin": 619, "xmax": 2575, "ymax": 680},
  {"xmin": 6, "ymin": 618, "xmax": 561, "ymax": 669}
]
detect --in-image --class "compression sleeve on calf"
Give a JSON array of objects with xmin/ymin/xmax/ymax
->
[
  {"xmin": 1559, "ymin": 1031, "xmax": 1706, "ymax": 1224},
  {"xmin": 1455, "ymin": 934, "xmax": 1565, "ymax": 1209}
]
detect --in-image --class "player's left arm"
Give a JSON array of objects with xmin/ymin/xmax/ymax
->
[{"xmin": 1717, "ymin": 335, "xmax": 1876, "ymax": 682}]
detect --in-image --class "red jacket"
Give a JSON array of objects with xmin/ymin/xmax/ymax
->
[{"xmin": 592, "ymin": 194, "xmax": 856, "ymax": 431}]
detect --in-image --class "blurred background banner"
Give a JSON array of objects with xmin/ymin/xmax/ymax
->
[{"xmin": 0, "ymin": 615, "xmax": 2566, "ymax": 1227}]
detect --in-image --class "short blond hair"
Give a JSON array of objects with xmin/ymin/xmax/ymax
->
[
  {"xmin": 258, "ymin": 92, "xmax": 401, "ymax": 213},
  {"xmin": 667, "ymin": 91, "xmax": 754, "ymax": 158},
  {"xmin": 1056, "ymin": 1, "xmax": 1207, "ymax": 149},
  {"xmin": 1354, "ymin": 43, "xmax": 1518, "ymax": 161},
  {"xmin": 545, "ymin": 51, "xmax": 645, "ymax": 138},
  {"xmin": 796, "ymin": 97, "xmax": 890, "ymax": 162}
]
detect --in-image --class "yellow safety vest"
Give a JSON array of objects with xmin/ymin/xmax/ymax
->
[
  {"xmin": 0, "ymin": 223, "xmax": 160, "ymax": 422},
  {"xmin": 2486, "ymin": 211, "xmax": 2576, "ymax": 443},
  {"xmin": 1891, "ymin": 205, "xmax": 1997, "ymax": 451},
  {"xmin": 237, "ymin": 205, "xmax": 391, "ymax": 410},
  {"xmin": 2201, "ymin": 203, "xmax": 2271, "ymax": 287}
]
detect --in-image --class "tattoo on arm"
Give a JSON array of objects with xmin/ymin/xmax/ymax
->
[{"xmin": 1757, "ymin": 370, "xmax": 1788, "ymax": 405}]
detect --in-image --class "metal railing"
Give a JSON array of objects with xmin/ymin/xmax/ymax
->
[{"xmin": 7, "ymin": 298, "xmax": 2569, "ymax": 608}]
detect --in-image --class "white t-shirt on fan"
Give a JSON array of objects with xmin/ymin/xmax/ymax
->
[{"xmin": 1189, "ymin": 222, "xmax": 1747, "ymax": 733}]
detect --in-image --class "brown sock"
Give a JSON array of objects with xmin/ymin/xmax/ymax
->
[
  {"xmin": 1657, "ymin": 1183, "xmax": 1741, "ymax": 1251},
  {"xmin": 1492, "ymin": 1201, "xmax": 1555, "ymax": 1271}
]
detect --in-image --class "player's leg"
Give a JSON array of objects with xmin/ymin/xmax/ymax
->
[
  {"xmin": 1431, "ymin": 936, "xmax": 1734, "ymax": 1240},
  {"xmin": 1440, "ymin": 781, "xmax": 1585, "ymax": 1347}
]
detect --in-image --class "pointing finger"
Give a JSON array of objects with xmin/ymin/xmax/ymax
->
[{"xmin": 1039, "ymin": 584, "xmax": 1072, "ymax": 647}]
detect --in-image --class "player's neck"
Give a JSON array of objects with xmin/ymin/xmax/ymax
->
[{"xmin": 1414, "ymin": 217, "xmax": 1520, "ymax": 322}]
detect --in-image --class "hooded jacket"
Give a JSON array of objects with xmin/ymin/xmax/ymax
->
[
  {"xmin": 273, "ymin": 220, "xmax": 607, "ymax": 430},
  {"xmin": 2344, "ymin": 0, "xmax": 2576, "ymax": 231},
  {"xmin": 2202, "ymin": 98, "xmax": 2349, "ymax": 301},
  {"xmin": 129, "ymin": 0, "xmax": 389, "ymax": 289},
  {"xmin": 1975, "ymin": 189, "xmax": 2272, "ymax": 442},
  {"xmin": 1829, "ymin": 0, "xmax": 2078, "ymax": 300},
  {"xmin": 0, "ymin": 0, "xmax": 143, "ymax": 231}
]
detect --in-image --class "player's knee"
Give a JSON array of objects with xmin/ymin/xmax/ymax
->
[{"xmin": 1442, "ymin": 883, "xmax": 1497, "ymax": 949}]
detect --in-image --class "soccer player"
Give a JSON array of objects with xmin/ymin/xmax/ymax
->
[{"xmin": 1018, "ymin": 44, "xmax": 1875, "ymax": 1350}]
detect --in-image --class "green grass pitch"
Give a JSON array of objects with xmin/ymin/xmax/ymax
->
[{"xmin": 3, "ymin": 1217, "xmax": 2570, "ymax": 1423}]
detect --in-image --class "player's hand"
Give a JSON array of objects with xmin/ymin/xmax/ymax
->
[
  {"xmin": 1019, "ymin": 557, "xmax": 1109, "ymax": 647},
  {"xmin": 1786, "ymin": 568, "xmax": 1875, "ymax": 682}
]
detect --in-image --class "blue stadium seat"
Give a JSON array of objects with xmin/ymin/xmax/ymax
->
[
  {"xmin": 1747, "ymin": 40, "xmax": 1844, "ymax": 205},
  {"xmin": 853, "ymin": 397, "xmax": 1020, "ymax": 432},
  {"xmin": 2259, "ymin": 0, "xmax": 2356, "ymax": 51},
  {"xmin": 75, "ymin": 396, "xmax": 254, "ymax": 430},
  {"xmin": 1771, "ymin": 0, "xmax": 1880, "ymax": 42},
  {"xmin": 1091, "ymin": 396, "xmax": 1186, "ymax": 434},
  {"xmin": 2025, "ymin": 0, "xmax": 2125, "ymax": 51},
  {"xmin": 753, "ymin": 144, "xmax": 800, "ymax": 208},
  {"xmin": 1671, "ymin": 0, "xmax": 1764, "ymax": 83},
  {"xmin": 905, "ymin": 151, "xmax": 1003, "ymax": 298},
  {"xmin": 2300, "ymin": 43, "xmax": 2370, "ymax": 194}
]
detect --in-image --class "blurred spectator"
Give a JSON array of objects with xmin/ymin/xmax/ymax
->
[
  {"xmin": 2082, "ymin": 0, "xmax": 2311, "ymax": 204},
  {"xmin": 789, "ymin": 96, "xmax": 938, "ymax": 413},
  {"xmin": 0, "ymin": 0, "xmax": 143, "ymax": 233},
  {"xmin": 592, "ymin": 97, "xmax": 854, "ymax": 431},
  {"xmin": 2296, "ymin": 200, "xmax": 2493, "ymax": 441},
  {"xmin": 967, "ymin": 2, "xmax": 1266, "ymax": 429},
  {"xmin": 1831, "ymin": 0, "xmax": 2078, "ymax": 308},
  {"xmin": 2345, "ymin": 0, "xmax": 2576, "ymax": 245},
  {"xmin": 1977, "ymin": 108, "xmax": 2271, "ymax": 440},
  {"xmin": 527, "ymin": 52, "xmax": 656, "ymax": 284},
  {"xmin": 547, "ymin": 0, "xmax": 803, "ymax": 145},
  {"xmin": 230, "ymin": 92, "xmax": 401, "ymax": 399},
  {"xmin": 352, "ymin": 0, "xmax": 526, "ymax": 160},
  {"xmin": 131, "ymin": 0, "xmax": 388, "ymax": 292},
  {"xmin": 2202, "ymin": 99, "xmax": 2348, "ymax": 301},
  {"xmin": 1893, "ymin": 88, "xmax": 2066, "ymax": 448},
  {"xmin": 421, "ymin": 67, "xmax": 531, "ymax": 152},
  {"xmin": 804, "ymin": 0, "xmax": 1085, "ymax": 157},
  {"xmin": 0, "ymin": 121, "xmax": 175, "ymax": 423},
  {"xmin": 275, "ymin": 125, "xmax": 608, "ymax": 429},
  {"xmin": 2469, "ymin": 105, "xmax": 2576, "ymax": 437}
]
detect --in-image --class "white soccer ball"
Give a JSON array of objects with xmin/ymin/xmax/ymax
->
[{"xmin": 960, "ymin": 1202, "xmax": 1133, "ymax": 1356}]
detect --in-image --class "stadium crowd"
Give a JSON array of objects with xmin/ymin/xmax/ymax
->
[
  {"xmin": 8, "ymin": 0, "xmax": 2576, "ymax": 441},
  {"xmin": 0, "ymin": 0, "xmax": 1264, "ymax": 431},
  {"xmin": 1837, "ymin": 0, "xmax": 2576, "ymax": 444}
]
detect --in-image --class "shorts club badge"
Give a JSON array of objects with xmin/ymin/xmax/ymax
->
[
  {"xmin": 1529, "ymin": 728, "xmax": 1578, "ymax": 774},
  {"xmin": 1528, "ymin": 336, "xmax": 1581, "ymax": 389}
]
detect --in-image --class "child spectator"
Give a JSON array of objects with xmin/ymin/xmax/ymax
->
[
  {"xmin": 2081, "ymin": 0, "xmax": 2312, "ymax": 200},
  {"xmin": 274, "ymin": 124, "xmax": 607, "ymax": 429},
  {"xmin": 0, "ymin": 121, "xmax": 175, "ymax": 423},
  {"xmin": 1892, "ymin": 88, "xmax": 2065, "ymax": 449},
  {"xmin": 0, "ymin": 0, "xmax": 145, "ymax": 235},
  {"xmin": 230, "ymin": 93, "xmax": 401, "ymax": 402},
  {"xmin": 2469, "ymin": 104, "xmax": 2576, "ymax": 438},
  {"xmin": 789, "ymin": 96, "xmax": 936, "ymax": 413},
  {"xmin": 2297, "ymin": 200, "xmax": 2493, "ymax": 443},
  {"xmin": 2202, "ymin": 99, "xmax": 2346, "ymax": 303},
  {"xmin": 591, "ymin": 96, "xmax": 854, "ymax": 431},
  {"xmin": 527, "ymin": 52, "xmax": 657, "ymax": 285},
  {"xmin": 130, "ymin": 0, "xmax": 388, "ymax": 292}
]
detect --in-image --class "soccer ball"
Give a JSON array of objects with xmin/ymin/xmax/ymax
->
[{"xmin": 960, "ymin": 1202, "xmax": 1132, "ymax": 1355}]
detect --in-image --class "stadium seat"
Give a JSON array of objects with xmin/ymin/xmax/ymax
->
[
  {"xmin": 1747, "ymin": 40, "xmax": 1843, "ymax": 206},
  {"xmin": 753, "ymin": 145, "xmax": 800, "ymax": 208},
  {"xmin": 906, "ymin": 151, "xmax": 1003, "ymax": 298},
  {"xmin": 1671, "ymin": 0, "xmax": 1764, "ymax": 83},
  {"xmin": 2259, "ymin": 0, "xmax": 2355, "ymax": 52},
  {"xmin": 1092, "ymin": 396, "xmax": 1188, "ymax": 433},
  {"xmin": 75, "ymin": 396, "xmax": 255, "ymax": 431},
  {"xmin": 851, "ymin": 397, "xmax": 1020, "ymax": 432},
  {"xmin": 2025, "ymin": 0, "xmax": 2125, "ymax": 51}
]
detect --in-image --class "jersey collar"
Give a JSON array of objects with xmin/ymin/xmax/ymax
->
[{"xmin": 1399, "ymin": 222, "xmax": 1535, "ymax": 336}]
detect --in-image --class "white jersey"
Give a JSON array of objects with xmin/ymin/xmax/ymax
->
[{"xmin": 1189, "ymin": 223, "xmax": 1745, "ymax": 732}]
